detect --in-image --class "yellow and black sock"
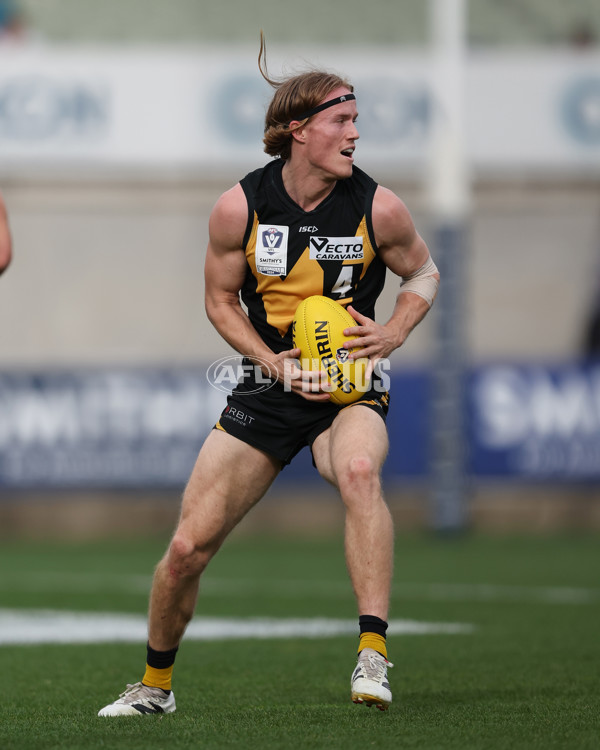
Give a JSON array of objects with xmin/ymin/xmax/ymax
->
[
  {"xmin": 358, "ymin": 614, "xmax": 388, "ymax": 659},
  {"xmin": 142, "ymin": 643, "xmax": 178, "ymax": 693}
]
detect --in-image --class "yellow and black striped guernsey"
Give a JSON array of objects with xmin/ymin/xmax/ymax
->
[{"xmin": 240, "ymin": 160, "xmax": 387, "ymax": 353}]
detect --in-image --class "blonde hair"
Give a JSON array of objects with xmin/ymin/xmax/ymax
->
[{"xmin": 258, "ymin": 32, "xmax": 353, "ymax": 160}]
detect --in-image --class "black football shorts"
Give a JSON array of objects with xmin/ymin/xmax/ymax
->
[{"xmin": 214, "ymin": 365, "xmax": 389, "ymax": 466}]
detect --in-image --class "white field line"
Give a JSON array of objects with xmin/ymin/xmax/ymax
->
[
  {"xmin": 0, "ymin": 610, "xmax": 474, "ymax": 645},
  {"xmin": 1, "ymin": 573, "xmax": 598, "ymax": 605}
]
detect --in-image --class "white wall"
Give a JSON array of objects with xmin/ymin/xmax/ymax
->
[
  {"xmin": 1, "ymin": 46, "xmax": 599, "ymax": 367},
  {"xmin": 1, "ymin": 47, "xmax": 599, "ymax": 177},
  {"xmin": 1, "ymin": 177, "xmax": 599, "ymax": 366}
]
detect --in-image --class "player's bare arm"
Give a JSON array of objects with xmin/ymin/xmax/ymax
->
[
  {"xmin": 0, "ymin": 194, "xmax": 12, "ymax": 275},
  {"xmin": 204, "ymin": 185, "xmax": 330, "ymax": 401},
  {"xmin": 344, "ymin": 186, "xmax": 439, "ymax": 362}
]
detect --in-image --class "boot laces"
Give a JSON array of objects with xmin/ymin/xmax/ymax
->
[
  {"xmin": 118, "ymin": 682, "xmax": 163, "ymax": 703},
  {"xmin": 359, "ymin": 650, "xmax": 394, "ymax": 682}
]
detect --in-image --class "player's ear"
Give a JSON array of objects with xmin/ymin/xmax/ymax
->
[{"xmin": 289, "ymin": 123, "xmax": 306, "ymax": 144}]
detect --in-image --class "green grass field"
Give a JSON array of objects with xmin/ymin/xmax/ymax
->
[{"xmin": 1, "ymin": 531, "xmax": 599, "ymax": 750}]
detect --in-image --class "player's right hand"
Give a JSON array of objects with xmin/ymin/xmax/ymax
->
[{"xmin": 277, "ymin": 348, "xmax": 333, "ymax": 402}]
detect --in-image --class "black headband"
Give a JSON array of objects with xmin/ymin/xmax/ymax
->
[{"xmin": 287, "ymin": 93, "xmax": 356, "ymax": 127}]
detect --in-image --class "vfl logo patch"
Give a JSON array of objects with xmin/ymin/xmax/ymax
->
[
  {"xmin": 256, "ymin": 224, "xmax": 289, "ymax": 276},
  {"xmin": 309, "ymin": 235, "xmax": 364, "ymax": 261},
  {"xmin": 261, "ymin": 227, "xmax": 284, "ymax": 254}
]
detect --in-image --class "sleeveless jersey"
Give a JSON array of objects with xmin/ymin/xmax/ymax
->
[{"xmin": 239, "ymin": 160, "xmax": 387, "ymax": 353}]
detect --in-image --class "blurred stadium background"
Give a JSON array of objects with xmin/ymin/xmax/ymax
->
[{"xmin": 1, "ymin": 0, "xmax": 600, "ymax": 538}]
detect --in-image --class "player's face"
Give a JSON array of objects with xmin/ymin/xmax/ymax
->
[{"xmin": 300, "ymin": 87, "xmax": 359, "ymax": 180}]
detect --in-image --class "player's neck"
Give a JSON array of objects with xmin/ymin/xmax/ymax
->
[{"xmin": 281, "ymin": 160, "xmax": 336, "ymax": 212}]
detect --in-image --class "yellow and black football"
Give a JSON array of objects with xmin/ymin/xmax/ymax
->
[{"xmin": 292, "ymin": 295, "xmax": 370, "ymax": 405}]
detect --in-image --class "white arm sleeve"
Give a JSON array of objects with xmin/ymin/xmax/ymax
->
[{"xmin": 399, "ymin": 255, "xmax": 439, "ymax": 306}]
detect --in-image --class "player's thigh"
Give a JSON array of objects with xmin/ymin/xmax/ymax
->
[
  {"xmin": 178, "ymin": 428, "xmax": 281, "ymax": 542},
  {"xmin": 312, "ymin": 404, "xmax": 389, "ymax": 489}
]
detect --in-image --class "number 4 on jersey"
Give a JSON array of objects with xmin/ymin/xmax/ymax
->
[{"xmin": 330, "ymin": 264, "xmax": 361, "ymax": 300}]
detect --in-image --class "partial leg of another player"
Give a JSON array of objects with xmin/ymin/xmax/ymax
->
[
  {"xmin": 312, "ymin": 404, "xmax": 394, "ymax": 709},
  {"xmin": 98, "ymin": 430, "xmax": 282, "ymax": 716}
]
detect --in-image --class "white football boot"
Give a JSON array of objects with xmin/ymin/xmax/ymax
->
[
  {"xmin": 351, "ymin": 648, "xmax": 393, "ymax": 710},
  {"xmin": 98, "ymin": 682, "xmax": 176, "ymax": 716}
]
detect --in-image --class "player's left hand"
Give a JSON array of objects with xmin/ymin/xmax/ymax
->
[{"xmin": 343, "ymin": 306, "xmax": 400, "ymax": 379}]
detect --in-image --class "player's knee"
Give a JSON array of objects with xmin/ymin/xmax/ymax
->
[
  {"xmin": 167, "ymin": 533, "xmax": 212, "ymax": 578},
  {"xmin": 338, "ymin": 454, "xmax": 380, "ymax": 495},
  {"xmin": 348, "ymin": 454, "xmax": 377, "ymax": 482}
]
